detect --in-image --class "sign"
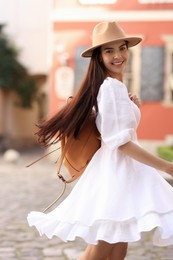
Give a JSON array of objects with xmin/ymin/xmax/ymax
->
[{"xmin": 55, "ymin": 66, "xmax": 74, "ymax": 99}]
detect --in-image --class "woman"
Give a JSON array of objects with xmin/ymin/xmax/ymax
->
[{"xmin": 28, "ymin": 21, "xmax": 173, "ymax": 260}]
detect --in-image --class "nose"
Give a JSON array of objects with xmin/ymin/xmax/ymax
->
[{"xmin": 113, "ymin": 51, "xmax": 121, "ymax": 59}]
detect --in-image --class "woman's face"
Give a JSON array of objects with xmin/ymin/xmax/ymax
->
[{"xmin": 100, "ymin": 41, "xmax": 128, "ymax": 80}]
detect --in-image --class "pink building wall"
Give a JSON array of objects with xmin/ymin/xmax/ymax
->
[{"xmin": 50, "ymin": 0, "xmax": 173, "ymax": 141}]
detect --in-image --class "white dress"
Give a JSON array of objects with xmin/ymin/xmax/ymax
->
[{"xmin": 27, "ymin": 77, "xmax": 173, "ymax": 246}]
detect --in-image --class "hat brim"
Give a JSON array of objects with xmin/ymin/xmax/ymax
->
[{"xmin": 81, "ymin": 37, "xmax": 142, "ymax": 58}]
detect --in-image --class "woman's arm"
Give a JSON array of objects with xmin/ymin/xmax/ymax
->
[{"xmin": 118, "ymin": 141, "xmax": 173, "ymax": 177}]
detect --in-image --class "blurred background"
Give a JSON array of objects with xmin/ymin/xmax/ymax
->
[
  {"xmin": 0, "ymin": 1, "xmax": 173, "ymax": 259},
  {"xmin": 0, "ymin": 0, "xmax": 173, "ymax": 160}
]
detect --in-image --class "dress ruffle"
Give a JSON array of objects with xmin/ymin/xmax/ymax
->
[{"xmin": 28, "ymin": 210, "xmax": 173, "ymax": 246}]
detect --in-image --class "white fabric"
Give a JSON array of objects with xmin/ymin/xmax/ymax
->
[{"xmin": 27, "ymin": 77, "xmax": 173, "ymax": 246}]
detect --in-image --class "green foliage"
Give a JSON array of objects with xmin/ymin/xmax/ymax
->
[
  {"xmin": 157, "ymin": 146, "xmax": 173, "ymax": 162},
  {"xmin": 0, "ymin": 25, "xmax": 37, "ymax": 108}
]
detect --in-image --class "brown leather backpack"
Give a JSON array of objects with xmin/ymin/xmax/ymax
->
[{"xmin": 57, "ymin": 113, "xmax": 101, "ymax": 183}]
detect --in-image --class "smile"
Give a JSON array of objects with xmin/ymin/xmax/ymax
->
[{"xmin": 112, "ymin": 61, "xmax": 124, "ymax": 66}]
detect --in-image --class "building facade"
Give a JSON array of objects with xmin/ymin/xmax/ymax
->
[
  {"xmin": 0, "ymin": 0, "xmax": 52, "ymax": 149},
  {"xmin": 50, "ymin": 0, "xmax": 173, "ymax": 147}
]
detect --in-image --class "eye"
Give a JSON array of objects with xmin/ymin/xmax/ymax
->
[
  {"xmin": 105, "ymin": 49, "xmax": 113, "ymax": 54},
  {"xmin": 120, "ymin": 45, "xmax": 127, "ymax": 51}
]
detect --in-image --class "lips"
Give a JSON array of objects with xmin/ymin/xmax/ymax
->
[{"xmin": 112, "ymin": 61, "xmax": 124, "ymax": 66}]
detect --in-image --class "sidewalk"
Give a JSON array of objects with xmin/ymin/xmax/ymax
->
[{"xmin": 0, "ymin": 148, "xmax": 173, "ymax": 260}]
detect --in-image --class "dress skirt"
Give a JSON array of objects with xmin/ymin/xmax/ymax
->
[{"xmin": 27, "ymin": 77, "xmax": 173, "ymax": 246}]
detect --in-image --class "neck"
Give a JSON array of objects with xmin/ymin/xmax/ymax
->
[{"xmin": 107, "ymin": 72, "xmax": 123, "ymax": 82}]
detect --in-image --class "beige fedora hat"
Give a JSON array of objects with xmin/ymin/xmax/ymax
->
[{"xmin": 81, "ymin": 21, "xmax": 142, "ymax": 58}]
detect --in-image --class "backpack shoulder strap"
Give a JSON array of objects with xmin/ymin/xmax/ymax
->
[
  {"xmin": 56, "ymin": 135, "xmax": 75, "ymax": 183},
  {"xmin": 26, "ymin": 147, "xmax": 60, "ymax": 167}
]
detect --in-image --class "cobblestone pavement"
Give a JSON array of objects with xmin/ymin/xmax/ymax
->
[{"xmin": 0, "ymin": 148, "xmax": 173, "ymax": 260}]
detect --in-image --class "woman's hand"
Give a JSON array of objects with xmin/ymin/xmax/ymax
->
[{"xmin": 129, "ymin": 93, "xmax": 141, "ymax": 108}]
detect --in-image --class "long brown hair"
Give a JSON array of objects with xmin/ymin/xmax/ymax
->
[{"xmin": 36, "ymin": 47, "xmax": 107, "ymax": 146}]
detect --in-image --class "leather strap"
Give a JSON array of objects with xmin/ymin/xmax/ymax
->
[
  {"xmin": 43, "ymin": 181, "xmax": 67, "ymax": 213},
  {"xmin": 26, "ymin": 147, "xmax": 60, "ymax": 167},
  {"xmin": 56, "ymin": 136, "xmax": 77, "ymax": 183}
]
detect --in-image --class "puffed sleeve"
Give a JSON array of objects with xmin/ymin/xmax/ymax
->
[{"xmin": 96, "ymin": 77, "xmax": 138, "ymax": 150}]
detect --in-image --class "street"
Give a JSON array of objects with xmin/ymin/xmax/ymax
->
[{"xmin": 0, "ymin": 148, "xmax": 173, "ymax": 260}]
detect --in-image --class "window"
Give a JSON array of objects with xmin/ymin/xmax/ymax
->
[
  {"xmin": 124, "ymin": 51, "xmax": 132, "ymax": 92},
  {"xmin": 124, "ymin": 43, "xmax": 142, "ymax": 98},
  {"xmin": 163, "ymin": 36, "xmax": 173, "ymax": 105}
]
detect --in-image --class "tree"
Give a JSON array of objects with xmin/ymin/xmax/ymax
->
[{"xmin": 0, "ymin": 24, "xmax": 37, "ymax": 108}]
